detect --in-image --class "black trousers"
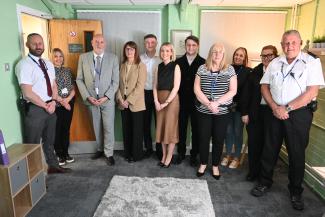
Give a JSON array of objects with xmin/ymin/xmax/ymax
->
[
  {"xmin": 54, "ymin": 100, "xmax": 74, "ymax": 158},
  {"xmin": 246, "ymin": 105, "xmax": 268, "ymax": 178},
  {"xmin": 121, "ymin": 108, "xmax": 144, "ymax": 161},
  {"xmin": 143, "ymin": 90, "xmax": 162, "ymax": 156},
  {"xmin": 260, "ymin": 107, "xmax": 313, "ymax": 196},
  {"xmin": 24, "ymin": 104, "xmax": 59, "ymax": 167},
  {"xmin": 177, "ymin": 104, "xmax": 199, "ymax": 158},
  {"xmin": 197, "ymin": 111, "xmax": 231, "ymax": 166}
]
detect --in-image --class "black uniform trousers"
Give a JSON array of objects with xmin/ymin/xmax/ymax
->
[
  {"xmin": 178, "ymin": 104, "xmax": 199, "ymax": 158},
  {"xmin": 246, "ymin": 105, "xmax": 268, "ymax": 178},
  {"xmin": 24, "ymin": 104, "xmax": 59, "ymax": 168},
  {"xmin": 121, "ymin": 108, "xmax": 144, "ymax": 161},
  {"xmin": 54, "ymin": 99, "xmax": 74, "ymax": 158},
  {"xmin": 197, "ymin": 111, "xmax": 231, "ymax": 166},
  {"xmin": 143, "ymin": 90, "xmax": 162, "ymax": 158},
  {"xmin": 260, "ymin": 107, "xmax": 313, "ymax": 196}
]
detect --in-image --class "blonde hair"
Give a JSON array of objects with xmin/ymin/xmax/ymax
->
[
  {"xmin": 159, "ymin": 42, "xmax": 176, "ymax": 61},
  {"xmin": 205, "ymin": 43, "xmax": 228, "ymax": 71}
]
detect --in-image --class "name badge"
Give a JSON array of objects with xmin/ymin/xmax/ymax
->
[{"xmin": 61, "ymin": 88, "xmax": 68, "ymax": 94}]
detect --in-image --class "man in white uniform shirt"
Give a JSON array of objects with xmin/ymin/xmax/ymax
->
[
  {"xmin": 140, "ymin": 34, "xmax": 162, "ymax": 159},
  {"xmin": 251, "ymin": 30, "xmax": 325, "ymax": 211},
  {"xmin": 16, "ymin": 33, "xmax": 69, "ymax": 174}
]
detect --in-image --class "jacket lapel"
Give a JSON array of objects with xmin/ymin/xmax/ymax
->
[{"xmin": 87, "ymin": 53, "xmax": 95, "ymax": 79}]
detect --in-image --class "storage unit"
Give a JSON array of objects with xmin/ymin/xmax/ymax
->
[{"xmin": 0, "ymin": 144, "xmax": 46, "ymax": 217}]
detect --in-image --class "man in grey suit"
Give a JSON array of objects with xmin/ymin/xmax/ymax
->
[{"xmin": 76, "ymin": 34, "xmax": 119, "ymax": 166}]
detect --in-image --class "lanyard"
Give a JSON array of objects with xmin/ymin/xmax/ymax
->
[
  {"xmin": 28, "ymin": 54, "xmax": 48, "ymax": 70},
  {"xmin": 209, "ymin": 71, "xmax": 220, "ymax": 100},
  {"xmin": 280, "ymin": 60, "xmax": 298, "ymax": 81}
]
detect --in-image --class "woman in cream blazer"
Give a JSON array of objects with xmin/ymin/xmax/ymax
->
[{"xmin": 116, "ymin": 41, "xmax": 147, "ymax": 162}]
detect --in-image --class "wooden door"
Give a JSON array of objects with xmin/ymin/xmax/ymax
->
[{"xmin": 49, "ymin": 19, "xmax": 102, "ymax": 142}]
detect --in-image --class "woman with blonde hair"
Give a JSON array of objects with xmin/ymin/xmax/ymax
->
[
  {"xmin": 153, "ymin": 42, "xmax": 181, "ymax": 167},
  {"xmin": 194, "ymin": 43, "xmax": 237, "ymax": 179}
]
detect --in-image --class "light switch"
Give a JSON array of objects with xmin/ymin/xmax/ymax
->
[{"xmin": 4, "ymin": 63, "xmax": 10, "ymax": 72}]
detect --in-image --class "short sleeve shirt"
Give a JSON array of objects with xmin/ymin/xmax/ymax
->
[
  {"xmin": 15, "ymin": 54, "xmax": 55, "ymax": 102},
  {"xmin": 196, "ymin": 64, "xmax": 236, "ymax": 115},
  {"xmin": 260, "ymin": 52, "xmax": 325, "ymax": 105}
]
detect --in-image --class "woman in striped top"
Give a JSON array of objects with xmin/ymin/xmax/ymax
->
[{"xmin": 194, "ymin": 43, "xmax": 237, "ymax": 180}]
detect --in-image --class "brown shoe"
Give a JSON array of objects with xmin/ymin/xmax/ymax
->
[{"xmin": 47, "ymin": 166, "xmax": 72, "ymax": 174}]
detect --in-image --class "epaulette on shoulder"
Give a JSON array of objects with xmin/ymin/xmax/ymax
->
[{"xmin": 307, "ymin": 51, "xmax": 319, "ymax": 59}]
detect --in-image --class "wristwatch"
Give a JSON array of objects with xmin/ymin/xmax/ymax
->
[{"xmin": 285, "ymin": 104, "xmax": 293, "ymax": 113}]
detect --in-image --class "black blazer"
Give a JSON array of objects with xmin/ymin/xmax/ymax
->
[
  {"xmin": 241, "ymin": 63, "xmax": 265, "ymax": 122},
  {"xmin": 176, "ymin": 54, "xmax": 205, "ymax": 107},
  {"xmin": 233, "ymin": 64, "xmax": 251, "ymax": 114}
]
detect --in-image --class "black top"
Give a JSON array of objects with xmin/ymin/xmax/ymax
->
[
  {"xmin": 241, "ymin": 63, "xmax": 265, "ymax": 121},
  {"xmin": 157, "ymin": 61, "xmax": 176, "ymax": 91},
  {"xmin": 232, "ymin": 64, "xmax": 251, "ymax": 114},
  {"xmin": 176, "ymin": 54, "xmax": 206, "ymax": 106}
]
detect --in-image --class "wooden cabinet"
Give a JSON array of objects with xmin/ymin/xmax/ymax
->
[{"xmin": 0, "ymin": 144, "xmax": 46, "ymax": 217}]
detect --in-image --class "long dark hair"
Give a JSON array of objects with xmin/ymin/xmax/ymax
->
[{"xmin": 122, "ymin": 41, "xmax": 141, "ymax": 64}]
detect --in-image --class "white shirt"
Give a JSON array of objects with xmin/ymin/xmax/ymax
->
[
  {"xmin": 93, "ymin": 52, "xmax": 104, "ymax": 76},
  {"xmin": 15, "ymin": 53, "xmax": 55, "ymax": 102},
  {"xmin": 260, "ymin": 66, "xmax": 267, "ymax": 105},
  {"xmin": 140, "ymin": 52, "xmax": 161, "ymax": 90},
  {"xmin": 260, "ymin": 51, "xmax": 325, "ymax": 106}
]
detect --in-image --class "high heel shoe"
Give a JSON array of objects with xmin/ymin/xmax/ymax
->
[
  {"xmin": 212, "ymin": 166, "xmax": 221, "ymax": 180},
  {"xmin": 157, "ymin": 162, "xmax": 164, "ymax": 167},
  {"xmin": 196, "ymin": 171, "xmax": 205, "ymax": 177},
  {"xmin": 162, "ymin": 162, "xmax": 171, "ymax": 168}
]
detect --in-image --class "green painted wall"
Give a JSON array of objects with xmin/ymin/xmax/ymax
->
[{"xmin": 0, "ymin": 0, "xmax": 73, "ymax": 147}]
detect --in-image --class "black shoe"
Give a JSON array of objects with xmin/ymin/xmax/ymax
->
[
  {"xmin": 65, "ymin": 154, "xmax": 75, "ymax": 164},
  {"xmin": 251, "ymin": 184, "xmax": 269, "ymax": 197},
  {"xmin": 175, "ymin": 155, "xmax": 185, "ymax": 165},
  {"xmin": 190, "ymin": 156, "xmax": 198, "ymax": 167},
  {"xmin": 291, "ymin": 195, "xmax": 304, "ymax": 210},
  {"xmin": 196, "ymin": 171, "xmax": 205, "ymax": 177},
  {"xmin": 212, "ymin": 166, "xmax": 221, "ymax": 180},
  {"xmin": 157, "ymin": 161, "xmax": 164, "ymax": 167},
  {"xmin": 162, "ymin": 163, "xmax": 171, "ymax": 168},
  {"xmin": 128, "ymin": 157, "xmax": 135, "ymax": 163},
  {"xmin": 106, "ymin": 156, "xmax": 115, "ymax": 166},
  {"xmin": 58, "ymin": 157, "xmax": 66, "ymax": 166},
  {"xmin": 144, "ymin": 149, "xmax": 153, "ymax": 158},
  {"xmin": 91, "ymin": 151, "xmax": 104, "ymax": 160}
]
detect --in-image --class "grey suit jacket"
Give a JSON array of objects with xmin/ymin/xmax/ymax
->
[{"xmin": 76, "ymin": 51, "xmax": 119, "ymax": 106}]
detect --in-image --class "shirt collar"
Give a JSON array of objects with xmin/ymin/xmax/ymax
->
[
  {"xmin": 144, "ymin": 52, "xmax": 158, "ymax": 59},
  {"xmin": 279, "ymin": 51, "xmax": 302, "ymax": 65},
  {"xmin": 93, "ymin": 52, "xmax": 104, "ymax": 59},
  {"xmin": 28, "ymin": 53, "xmax": 41, "ymax": 61}
]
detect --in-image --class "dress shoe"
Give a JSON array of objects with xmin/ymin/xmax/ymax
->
[
  {"xmin": 196, "ymin": 171, "xmax": 205, "ymax": 177},
  {"xmin": 175, "ymin": 154, "xmax": 185, "ymax": 165},
  {"xmin": 212, "ymin": 166, "xmax": 221, "ymax": 180},
  {"xmin": 128, "ymin": 157, "xmax": 135, "ymax": 163},
  {"xmin": 162, "ymin": 162, "xmax": 171, "ymax": 168},
  {"xmin": 91, "ymin": 151, "xmax": 104, "ymax": 160},
  {"xmin": 291, "ymin": 195, "xmax": 304, "ymax": 210},
  {"xmin": 144, "ymin": 149, "xmax": 153, "ymax": 158},
  {"xmin": 190, "ymin": 156, "xmax": 198, "ymax": 167},
  {"xmin": 251, "ymin": 183, "xmax": 269, "ymax": 197},
  {"xmin": 157, "ymin": 161, "xmax": 164, "ymax": 167},
  {"xmin": 47, "ymin": 166, "xmax": 72, "ymax": 174},
  {"xmin": 106, "ymin": 156, "xmax": 115, "ymax": 166}
]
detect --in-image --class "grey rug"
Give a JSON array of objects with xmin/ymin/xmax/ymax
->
[{"xmin": 93, "ymin": 175, "xmax": 216, "ymax": 217}]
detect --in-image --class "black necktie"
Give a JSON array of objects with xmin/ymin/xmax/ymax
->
[{"xmin": 38, "ymin": 58, "xmax": 52, "ymax": 97}]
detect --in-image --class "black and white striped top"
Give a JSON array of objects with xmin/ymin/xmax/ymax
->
[{"xmin": 195, "ymin": 64, "xmax": 236, "ymax": 115}]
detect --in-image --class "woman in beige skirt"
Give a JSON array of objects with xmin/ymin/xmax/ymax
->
[{"xmin": 153, "ymin": 42, "xmax": 181, "ymax": 167}]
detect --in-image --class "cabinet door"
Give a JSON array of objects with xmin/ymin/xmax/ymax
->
[
  {"xmin": 9, "ymin": 158, "xmax": 28, "ymax": 195},
  {"xmin": 30, "ymin": 172, "xmax": 46, "ymax": 205}
]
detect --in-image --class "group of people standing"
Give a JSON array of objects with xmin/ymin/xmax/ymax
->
[{"xmin": 15, "ymin": 29, "xmax": 324, "ymax": 211}]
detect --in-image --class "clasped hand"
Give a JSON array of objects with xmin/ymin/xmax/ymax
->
[
  {"xmin": 208, "ymin": 101, "xmax": 219, "ymax": 114},
  {"xmin": 273, "ymin": 105, "xmax": 289, "ymax": 120},
  {"xmin": 88, "ymin": 96, "xmax": 108, "ymax": 106}
]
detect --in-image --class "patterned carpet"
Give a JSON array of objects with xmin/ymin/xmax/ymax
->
[{"xmin": 93, "ymin": 175, "xmax": 215, "ymax": 217}]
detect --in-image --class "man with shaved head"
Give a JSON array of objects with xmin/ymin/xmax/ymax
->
[
  {"xmin": 16, "ymin": 33, "xmax": 70, "ymax": 174},
  {"xmin": 76, "ymin": 34, "xmax": 119, "ymax": 166}
]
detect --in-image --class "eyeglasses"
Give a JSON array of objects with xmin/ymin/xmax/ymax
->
[
  {"xmin": 125, "ymin": 47, "xmax": 135, "ymax": 51},
  {"xmin": 260, "ymin": 54, "xmax": 274, "ymax": 59}
]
